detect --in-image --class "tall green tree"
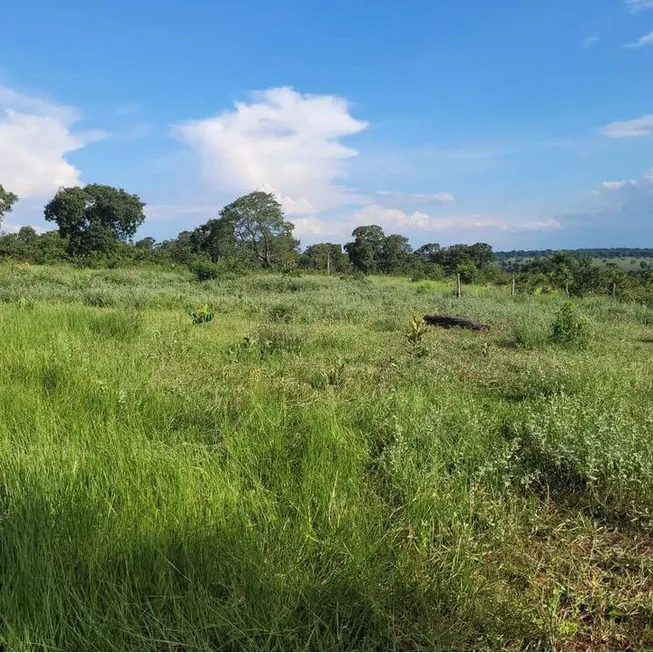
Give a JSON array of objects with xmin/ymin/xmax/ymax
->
[
  {"xmin": 0, "ymin": 184, "xmax": 18, "ymax": 227},
  {"xmin": 219, "ymin": 191, "xmax": 298, "ymax": 267},
  {"xmin": 190, "ymin": 218, "xmax": 236, "ymax": 263},
  {"xmin": 44, "ymin": 184, "xmax": 145, "ymax": 257},
  {"xmin": 379, "ymin": 234, "xmax": 412, "ymax": 274},
  {"xmin": 344, "ymin": 225, "xmax": 386, "ymax": 273},
  {"xmin": 301, "ymin": 243, "xmax": 348, "ymax": 273}
]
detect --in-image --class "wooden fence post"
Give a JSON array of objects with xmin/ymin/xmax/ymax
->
[
  {"xmin": 511, "ymin": 278, "xmax": 516, "ymax": 297},
  {"xmin": 456, "ymin": 273, "xmax": 462, "ymax": 299}
]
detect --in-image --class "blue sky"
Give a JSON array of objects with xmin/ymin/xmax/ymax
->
[{"xmin": 1, "ymin": 0, "xmax": 652, "ymax": 250}]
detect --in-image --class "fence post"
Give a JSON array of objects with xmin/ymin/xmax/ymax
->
[
  {"xmin": 511, "ymin": 278, "xmax": 516, "ymax": 297},
  {"xmin": 456, "ymin": 273, "xmax": 462, "ymax": 299},
  {"xmin": 612, "ymin": 282, "xmax": 616, "ymax": 300}
]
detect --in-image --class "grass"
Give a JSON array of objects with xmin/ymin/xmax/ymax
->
[{"xmin": 1, "ymin": 263, "xmax": 652, "ymax": 650}]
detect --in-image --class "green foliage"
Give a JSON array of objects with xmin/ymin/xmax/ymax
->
[
  {"xmin": 186, "ymin": 303, "xmax": 214, "ymax": 324},
  {"xmin": 43, "ymin": 184, "xmax": 145, "ymax": 258},
  {"xmin": 220, "ymin": 191, "xmax": 299, "ymax": 268},
  {"xmin": 190, "ymin": 259, "xmax": 220, "ymax": 281},
  {"xmin": 551, "ymin": 301, "xmax": 592, "ymax": 349},
  {"xmin": 268, "ymin": 303, "xmax": 295, "ymax": 323},
  {"xmin": 2, "ymin": 267, "xmax": 653, "ymax": 650},
  {"xmin": 0, "ymin": 183, "xmax": 18, "ymax": 225},
  {"xmin": 406, "ymin": 313, "xmax": 429, "ymax": 356},
  {"xmin": 255, "ymin": 324, "xmax": 302, "ymax": 356},
  {"xmin": 90, "ymin": 310, "xmax": 143, "ymax": 341}
]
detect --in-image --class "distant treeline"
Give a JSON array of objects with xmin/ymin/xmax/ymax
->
[
  {"xmin": 3, "ymin": 182, "xmax": 653, "ymax": 301},
  {"xmin": 496, "ymin": 248, "xmax": 653, "ymax": 261}
]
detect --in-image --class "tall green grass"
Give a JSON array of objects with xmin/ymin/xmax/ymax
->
[{"xmin": 0, "ymin": 264, "xmax": 652, "ymax": 650}]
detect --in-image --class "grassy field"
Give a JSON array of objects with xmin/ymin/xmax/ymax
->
[{"xmin": 1, "ymin": 264, "xmax": 653, "ymax": 650}]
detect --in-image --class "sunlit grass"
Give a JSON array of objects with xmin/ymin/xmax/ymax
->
[{"xmin": 0, "ymin": 264, "xmax": 652, "ymax": 650}]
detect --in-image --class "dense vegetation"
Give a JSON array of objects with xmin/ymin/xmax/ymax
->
[
  {"xmin": 2, "ymin": 182, "xmax": 653, "ymax": 649},
  {"xmin": 0, "ymin": 264, "xmax": 653, "ymax": 650},
  {"xmin": 3, "ymin": 184, "xmax": 653, "ymax": 302}
]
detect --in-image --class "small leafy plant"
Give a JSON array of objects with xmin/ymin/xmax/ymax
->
[
  {"xmin": 551, "ymin": 301, "xmax": 591, "ymax": 349},
  {"xmin": 187, "ymin": 303, "xmax": 214, "ymax": 325},
  {"xmin": 406, "ymin": 313, "xmax": 429, "ymax": 356}
]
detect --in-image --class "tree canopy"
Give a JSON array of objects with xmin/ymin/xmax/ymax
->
[
  {"xmin": 219, "ymin": 191, "xmax": 298, "ymax": 267},
  {"xmin": 44, "ymin": 184, "xmax": 145, "ymax": 257}
]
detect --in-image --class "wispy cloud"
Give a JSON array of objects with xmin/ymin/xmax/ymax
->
[
  {"xmin": 625, "ymin": 0, "xmax": 653, "ymax": 11},
  {"xmin": 583, "ymin": 36, "xmax": 600, "ymax": 49},
  {"xmin": 601, "ymin": 180, "xmax": 634, "ymax": 190},
  {"xmin": 600, "ymin": 114, "xmax": 653, "ymax": 138},
  {"xmin": 349, "ymin": 205, "xmax": 560, "ymax": 235},
  {"xmin": 374, "ymin": 190, "xmax": 455, "ymax": 204},
  {"xmin": 625, "ymin": 30, "xmax": 653, "ymax": 47}
]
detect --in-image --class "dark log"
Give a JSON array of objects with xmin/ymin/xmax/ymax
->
[{"xmin": 423, "ymin": 314, "xmax": 490, "ymax": 332}]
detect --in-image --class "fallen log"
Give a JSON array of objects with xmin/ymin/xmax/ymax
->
[{"xmin": 423, "ymin": 314, "xmax": 490, "ymax": 332}]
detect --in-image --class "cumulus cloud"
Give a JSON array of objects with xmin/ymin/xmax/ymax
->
[
  {"xmin": 0, "ymin": 84, "xmax": 104, "ymax": 199},
  {"xmin": 625, "ymin": 0, "xmax": 653, "ymax": 11},
  {"xmin": 174, "ymin": 87, "xmax": 368, "ymax": 216},
  {"xmin": 600, "ymin": 114, "xmax": 653, "ymax": 138},
  {"xmin": 625, "ymin": 30, "xmax": 653, "ymax": 48}
]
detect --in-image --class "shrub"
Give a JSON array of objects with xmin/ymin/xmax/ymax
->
[
  {"xmin": 190, "ymin": 260, "xmax": 220, "ymax": 282},
  {"xmin": 187, "ymin": 304, "xmax": 214, "ymax": 325},
  {"xmin": 406, "ymin": 313, "xmax": 429, "ymax": 357},
  {"xmin": 551, "ymin": 301, "xmax": 591, "ymax": 349}
]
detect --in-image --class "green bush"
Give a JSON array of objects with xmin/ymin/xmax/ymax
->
[
  {"xmin": 190, "ymin": 259, "xmax": 220, "ymax": 282},
  {"xmin": 551, "ymin": 301, "xmax": 591, "ymax": 349}
]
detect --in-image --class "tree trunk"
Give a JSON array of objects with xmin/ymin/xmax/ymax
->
[{"xmin": 423, "ymin": 314, "xmax": 490, "ymax": 332}]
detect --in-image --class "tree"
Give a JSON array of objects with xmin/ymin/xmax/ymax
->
[
  {"xmin": 344, "ymin": 225, "xmax": 386, "ymax": 273},
  {"xmin": 219, "ymin": 191, "xmax": 298, "ymax": 267},
  {"xmin": 44, "ymin": 184, "xmax": 145, "ymax": 257},
  {"xmin": 301, "ymin": 243, "xmax": 349, "ymax": 273},
  {"xmin": 190, "ymin": 218, "xmax": 236, "ymax": 263},
  {"xmin": 379, "ymin": 234, "xmax": 412, "ymax": 274},
  {"xmin": 414, "ymin": 243, "xmax": 442, "ymax": 262},
  {"xmin": 0, "ymin": 184, "xmax": 18, "ymax": 227}
]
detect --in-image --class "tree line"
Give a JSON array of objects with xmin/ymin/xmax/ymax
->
[
  {"xmin": 0, "ymin": 182, "xmax": 498, "ymax": 279},
  {"xmin": 3, "ymin": 180, "xmax": 653, "ymax": 300}
]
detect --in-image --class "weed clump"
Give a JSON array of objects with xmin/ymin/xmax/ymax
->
[{"xmin": 551, "ymin": 301, "xmax": 591, "ymax": 349}]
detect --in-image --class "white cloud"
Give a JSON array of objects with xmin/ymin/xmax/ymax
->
[
  {"xmin": 583, "ymin": 36, "xmax": 600, "ymax": 49},
  {"xmin": 600, "ymin": 114, "xmax": 653, "ymax": 138},
  {"xmin": 348, "ymin": 204, "xmax": 561, "ymax": 235},
  {"xmin": 625, "ymin": 30, "xmax": 653, "ymax": 47},
  {"xmin": 601, "ymin": 180, "xmax": 634, "ymax": 190},
  {"xmin": 174, "ymin": 87, "xmax": 368, "ymax": 217},
  {"xmin": 375, "ymin": 190, "xmax": 455, "ymax": 204},
  {"xmin": 0, "ymin": 84, "xmax": 104, "ymax": 199},
  {"xmin": 625, "ymin": 0, "xmax": 653, "ymax": 11},
  {"xmin": 1, "ymin": 222, "xmax": 48, "ymax": 234}
]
